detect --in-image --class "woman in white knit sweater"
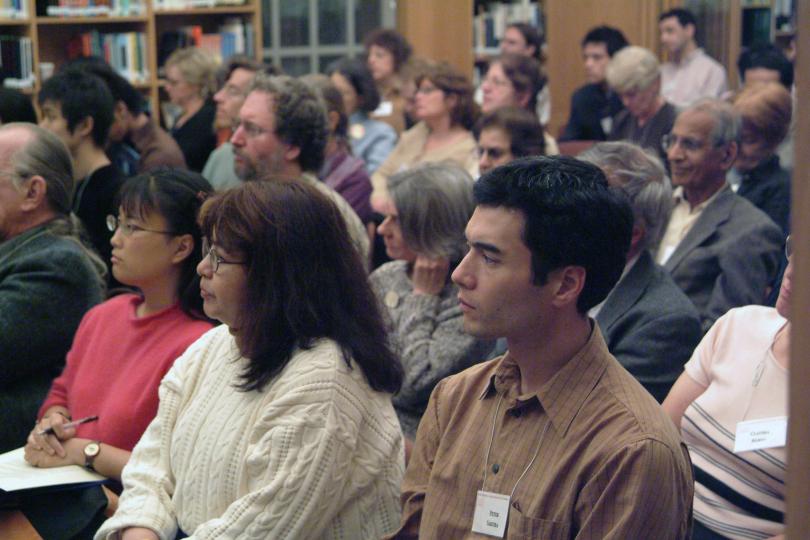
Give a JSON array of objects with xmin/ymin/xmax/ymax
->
[{"xmin": 96, "ymin": 180, "xmax": 405, "ymax": 540}]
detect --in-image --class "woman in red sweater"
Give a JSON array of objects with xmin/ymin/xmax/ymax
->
[{"xmin": 24, "ymin": 168, "xmax": 214, "ymax": 482}]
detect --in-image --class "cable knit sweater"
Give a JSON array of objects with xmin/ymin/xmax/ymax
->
[
  {"xmin": 370, "ymin": 261, "xmax": 495, "ymax": 438},
  {"xmin": 95, "ymin": 325, "xmax": 404, "ymax": 540}
]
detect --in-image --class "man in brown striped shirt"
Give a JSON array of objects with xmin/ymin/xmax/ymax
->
[{"xmin": 388, "ymin": 156, "xmax": 693, "ymax": 539}]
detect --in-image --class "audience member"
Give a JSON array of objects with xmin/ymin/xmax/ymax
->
[
  {"xmin": 663, "ymin": 236, "xmax": 794, "ymax": 540},
  {"xmin": 560, "ymin": 26, "xmax": 628, "ymax": 142},
  {"xmin": 71, "ymin": 58, "xmax": 186, "ymax": 175},
  {"xmin": 203, "ymin": 55, "xmax": 262, "ymax": 190},
  {"xmin": 390, "ymin": 156, "xmax": 693, "ymax": 539},
  {"xmin": 657, "ymin": 99, "xmax": 782, "ymax": 332},
  {"xmin": 231, "ymin": 73, "xmax": 369, "ymax": 261},
  {"xmin": 164, "ymin": 47, "xmax": 218, "ymax": 172},
  {"xmin": 0, "ymin": 123, "xmax": 104, "ymax": 452},
  {"xmin": 580, "ymin": 141, "xmax": 701, "ymax": 402},
  {"xmin": 399, "ymin": 57, "xmax": 434, "ymax": 130},
  {"xmin": 371, "ymin": 62, "xmax": 478, "ymax": 207},
  {"xmin": 96, "ymin": 180, "xmax": 405, "ymax": 539},
  {"xmin": 659, "ymin": 8, "xmax": 728, "ymax": 107},
  {"xmin": 328, "ymin": 57, "xmax": 397, "ymax": 174},
  {"xmin": 731, "ymin": 82, "xmax": 792, "ymax": 234},
  {"xmin": 38, "ymin": 69, "xmax": 125, "ymax": 279},
  {"xmin": 497, "ymin": 22, "xmax": 550, "ymax": 124},
  {"xmin": 0, "ymin": 88, "xmax": 37, "ymax": 124},
  {"xmin": 738, "ymin": 43, "xmax": 794, "ymax": 89},
  {"xmin": 304, "ymin": 74, "xmax": 373, "ymax": 224},
  {"xmin": 370, "ymin": 163, "xmax": 494, "ymax": 439},
  {"xmin": 21, "ymin": 169, "xmax": 213, "ymax": 537},
  {"xmin": 364, "ymin": 28, "xmax": 413, "ymax": 134},
  {"xmin": 607, "ymin": 45, "xmax": 677, "ymax": 163},
  {"xmin": 474, "ymin": 106, "xmax": 546, "ymax": 175}
]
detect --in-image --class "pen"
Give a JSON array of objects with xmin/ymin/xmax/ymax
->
[{"xmin": 38, "ymin": 415, "xmax": 99, "ymax": 436}]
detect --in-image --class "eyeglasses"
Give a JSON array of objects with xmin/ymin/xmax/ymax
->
[
  {"xmin": 231, "ymin": 118, "xmax": 273, "ymax": 139},
  {"xmin": 202, "ymin": 238, "xmax": 246, "ymax": 273},
  {"xmin": 416, "ymin": 84, "xmax": 441, "ymax": 95},
  {"xmin": 477, "ymin": 146, "xmax": 508, "ymax": 160},
  {"xmin": 106, "ymin": 215, "xmax": 175, "ymax": 236},
  {"xmin": 661, "ymin": 133, "xmax": 720, "ymax": 153},
  {"xmin": 483, "ymin": 75, "xmax": 511, "ymax": 88},
  {"xmin": 785, "ymin": 235, "xmax": 793, "ymax": 259}
]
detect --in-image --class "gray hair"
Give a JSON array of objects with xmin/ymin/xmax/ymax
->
[
  {"xmin": 682, "ymin": 98, "xmax": 741, "ymax": 147},
  {"xmin": 606, "ymin": 46, "xmax": 660, "ymax": 93},
  {"xmin": 579, "ymin": 141, "xmax": 673, "ymax": 252},
  {"xmin": 387, "ymin": 162, "xmax": 475, "ymax": 262},
  {"xmin": 2, "ymin": 122, "xmax": 74, "ymax": 215}
]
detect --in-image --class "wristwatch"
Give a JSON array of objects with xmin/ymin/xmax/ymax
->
[{"xmin": 83, "ymin": 441, "xmax": 101, "ymax": 471}]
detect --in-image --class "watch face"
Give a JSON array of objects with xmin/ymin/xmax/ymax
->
[{"xmin": 85, "ymin": 442, "xmax": 100, "ymax": 457}]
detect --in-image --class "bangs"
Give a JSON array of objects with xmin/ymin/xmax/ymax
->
[{"xmin": 117, "ymin": 175, "xmax": 159, "ymax": 222}]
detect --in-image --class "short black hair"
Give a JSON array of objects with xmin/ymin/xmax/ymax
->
[
  {"xmin": 659, "ymin": 8, "xmax": 697, "ymax": 29},
  {"xmin": 505, "ymin": 22, "xmax": 543, "ymax": 61},
  {"xmin": 474, "ymin": 106, "xmax": 545, "ymax": 159},
  {"xmin": 738, "ymin": 43, "xmax": 794, "ymax": 88},
  {"xmin": 474, "ymin": 156, "xmax": 633, "ymax": 313},
  {"xmin": 581, "ymin": 26, "xmax": 629, "ymax": 57},
  {"xmin": 63, "ymin": 57, "xmax": 144, "ymax": 115},
  {"xmin": 363, "ymin": 28, "xmax": 413, "ymax": 71},
  {"xmin": 0, "ymin": 88, "xmax": 36, "ymax": 124},
  {"xmin": 327, "ymin": 57, "xmax": 381, "ymax": 113},
  {"xmin": 38, "ymin": 69, "xmax": 114, "ymax": 148}
]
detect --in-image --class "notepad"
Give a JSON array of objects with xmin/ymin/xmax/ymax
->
[{"xmin": 0, "ymin": 448, "xmax": 104, "ymax": 492}]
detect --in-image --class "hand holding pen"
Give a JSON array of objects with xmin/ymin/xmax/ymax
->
[{"xmin": 37, "ymin": 415, "xmax": 99, "ymax": 436}]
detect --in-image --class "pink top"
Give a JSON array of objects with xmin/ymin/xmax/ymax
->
[
  {"xmin": 40, "ymin": 294, "xmax": 213, "ymax": 451},
  {"xmin": 661, "ymin": 48, "xmax": 728, "ymax": 108}
]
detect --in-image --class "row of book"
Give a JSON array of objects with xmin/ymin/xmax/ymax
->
[
  {"xmin": 0, "ymin": 36, "xmax": 34, "ymax": 88},
  {"xmin": 473, "ymin": 0, "xmax": 543, "ymax": 52},
  {"xmin": 67, "ymin": 30, "xmax": 149, "ymax": 83},
  {"xmin": 38, "ymin": 0, "xmax": 144, "ymax": 16},
  {"xmin": 157, "ymin": 18, "xmax": 253, "ymax": 66},
  {"xmin": 154, "ymin": 0, "xmax": 244, "ymax": 10},
  {"xmin": 0, "ymin": 0, "xmax": 27, "ymax": 18}
]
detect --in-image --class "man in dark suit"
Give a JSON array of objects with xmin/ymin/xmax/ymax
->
[
  {"xmin": 560, "ymin": 26, "xmax": 628, "ymax": 142},
  {"xmin": 657, "ymin": 99, "xmax": 782, "ymax": 333},
  {"xmin": 581, "ymin": 141, "xmax": 702, "ymax": 402}
]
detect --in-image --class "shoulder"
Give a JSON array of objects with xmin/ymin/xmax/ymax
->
[
  {"xmin": 711, "ymin": 305, "xmax": 783, "ymax": 337},
  {"xmin": 364, "ymin": 118, "xmax": 397, "ymax": 139},
  {"xmin": 571, "ymin": 83, "xmax": 599, "ymax": 103},
  {"xmin": 431, "ymin": 357, "xmax": 500, "ymax": 404},
  {"xmin": 370, "ymin": 260, "xmax": 409, "ymax": 288},
  {"xmin": 642, "ymin": 264, "xmax": 701, "ymax": 318},
  {"xmin": 399, "ymin": 122, "xmax": 429, "ymax": 143},
  {"xmin": 10, "ymin": 232, "xmax": 98, "ymax": 276},
  {"xmin": 722, "ymin": 193, "xmax": 782, "ymax": 236}
]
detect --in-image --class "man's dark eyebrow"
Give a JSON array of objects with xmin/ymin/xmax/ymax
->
[{"xmin": 470, "ymin": 241, "xmax": 502, "ymax": 255}]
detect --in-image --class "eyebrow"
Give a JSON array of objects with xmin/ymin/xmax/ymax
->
[{"xmin": 470, "ymin": 240, "xmax": 502, "ymax": 255}]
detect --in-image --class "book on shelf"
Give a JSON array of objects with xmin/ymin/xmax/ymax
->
[
  {"xmin": 43, "ymin": 0, "xmax": 145, "ymax": 17},
  {"xmin": 158, "ymin": 18, "xmax": 252, "ymax": 67},
  {"xmin": 0, "ymin": 36, "xmax": 34, "ymax": 89},
  {"xmin": 0, "ymin": 0, "xmax": 28, "ymax": 19},
  {"xmin": 473, "ymin": 1, "xmax": 543, "ymax": 51},
  {"xmin": 153, "ymin": 0, "xmax": 245, "ymax": 10},
  {"xmin": 66, "ymin": 30, "xmax": 149, "ymax": 83}
]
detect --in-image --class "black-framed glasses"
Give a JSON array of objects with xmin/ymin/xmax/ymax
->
[
  {"xmin": 202, "ymin": 238, "xmax": 246, "ymax": 273},
  {"xmin": 106, "ymin": 215, "xmax": 175, "ymax": 236},
  {"xmin": 661, "ymin": 133, "xmax": 715, "ymax": 154},
  {"xmin": 231, "ymin": 118, "xmax": 273, "ymax": 138}
]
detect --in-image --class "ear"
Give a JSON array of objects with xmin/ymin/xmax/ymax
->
[
  {"xmin": 19, "ymin": 176, "xmax": 49, "ymax": 212},
  {"xmin": 685, "ymin": 23, "xmax": 696, "ymax": 40},
  {"xmin": 516, "ymin": 91, "xmax": 531, "ymax": 109},
  {"xmin": 284, "ymin": 144, "xmax": 301, "ymax": 164},
  {"xmin": 170, "ymin": 233, "xmax": 195, "ymax": 265},
  {"xmin": 444, "ymin": 92, "xmax": 459, "ymax": 110},
  {"xmin": 550, "ymin": 265, "xmax": 586, "ymax": 309},
  {"xmin": 629, "ymin": 224, "xmax": 645, "ymax": 254},
  {"xmin": 720, "ymin": 141, "xmax": 739, "ymax": 169},
  {"xmin": 74, "ymin": 116, "xmax": 94, "ymax": 139},
  {"xmin": 114, "ymin": 101, "xmax": 129, "ymax": 121}
]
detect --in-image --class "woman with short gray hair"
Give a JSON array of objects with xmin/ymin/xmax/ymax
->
[{"xmin": 370, "ymin": 162, "xmax": 495, "ymax": 439}]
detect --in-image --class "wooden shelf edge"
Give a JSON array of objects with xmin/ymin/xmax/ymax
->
[
  {"xmin": 35, "ymin": 15, "xmax": 149, "ymax": 24},
  {"xmin": 153, "ymin": 5, "xmax": 254, "ymax": 15},
  {"xmin": 0, "ymin": 17, "xmax": 30, "ymax": 25}
]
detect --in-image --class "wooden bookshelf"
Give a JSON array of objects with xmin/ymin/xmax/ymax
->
[{"xmin": 3, "ymin": 0, "xmax": 261, "ymax": 119}]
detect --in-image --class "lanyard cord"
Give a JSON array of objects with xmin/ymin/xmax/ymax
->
[{"xmin": 482, "ymin": 393, "xmax": 552, "ymax": 500}]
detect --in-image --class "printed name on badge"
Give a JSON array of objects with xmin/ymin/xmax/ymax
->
[
  {"xmin": 734, "ymin": 416, "xmax": 788, "ymax": 453},
  {"xmin": 472, "ymin": 490, "xmax": 510, "ymax": 538}
]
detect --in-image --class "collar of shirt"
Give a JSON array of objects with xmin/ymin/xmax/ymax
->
[
  {"xmin": 672, "ymin": 183, "xmax": 728, "ymax": 214},
  {"xmin": 478, "ymin": 323, "xmax": 611, "ymax": 436},
  {"xmin": 677, "ymin": 47, "xmax": 705, "ymax": 67}
]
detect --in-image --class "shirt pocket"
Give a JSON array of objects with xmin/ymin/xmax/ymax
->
[{"xmin": 508, "ymin": 510, "xmax": 571, "ymax": 539}]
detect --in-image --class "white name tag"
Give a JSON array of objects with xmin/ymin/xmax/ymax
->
[
  {"xmin": 373, "ymin": 100, "xmax": 394, "ymax": 117},
  {"xmin": 472, "ymin": 490, "xmax": 510, "ymax": 538},
  {"xmin": 734, "ymin": 416, "xmax": 788, "ymax": 453}
]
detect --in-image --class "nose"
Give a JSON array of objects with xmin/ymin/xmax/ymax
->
[
  {"xmin": 667, "ymin": 139, "xmax": 684, "ymax": 162},
  {"xmin": 377, "ymin": 215, "xmax": 392, "ymax": 236},
  {"xmin": 197, "ymin": 254, "xmax": 212, "ymax": 277},
  {"xmin": 214, "ymin": 88, "xmax": 225, "ymax": 103},
  {"xmin": 230, "ymin": 124, "xmax": 245, "ymax": 147},
  {"xmin": 451, "ymin": 251, "xmax": 475, "ymax": 290},
  {"xmin": 478, "ymin": 151, "xmax": 491, "ymax": 173},
  {"xmin": 110, "ymin": 225, "xmax": 123, "ymax": 248}
]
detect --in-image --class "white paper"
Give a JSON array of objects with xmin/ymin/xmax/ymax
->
[
  {"xmin": 471, "ymin": 490, "xmax": 510, "ymax": 538},
  {"xmin": 734, "ymin": 416, "xmax": 788, "ymax": 453},
  {"xmin": 373, "ymin": 100, "xmax": 394, "ymax": 117},
  {"xmin": 0, "ymin": 447, "xmax": 104, "ymax": 492}
]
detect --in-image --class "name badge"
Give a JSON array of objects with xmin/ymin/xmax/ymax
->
[
  {"xmin": 734, "ymin": 416, "xmax": 788, "ymax": 453},
  {"xmin": 373, "ymin": 100, "xmax": 394, "ymax": 117},
  {"xmin": 472, "ymin": 490, "xmax": 510, "ymax": 538}
]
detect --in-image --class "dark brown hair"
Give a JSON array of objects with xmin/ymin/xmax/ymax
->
[
  {"xmin": 416, "ymin": 62, "xmax": 478, "ymax": 130},
  {"xmin": 363, "ymin": 28, "xmax": 413, "ymax": 71},
  {"xmin": 199, "ymin": 179, "xmax": 403, "ymax": 393},
  {"xmin": 494, "ymin": 53, "xmax": 545, "ymax": 111}
]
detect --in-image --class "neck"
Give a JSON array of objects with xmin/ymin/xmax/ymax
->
[
  {"xmin": 507, "ymin": 312, "xmax": 592, "ymax": 395},
  {"xmin": 637, "ymin": 96, "xmax": 665, "ymax": 125},
  {"xmin": 325, "ymin": 136, "xmax": 339, "ymax": 158},
  {"xmin": 135, "ymin": 273, "xmax": 181, "ymax": 318},
  {"xmin": 3, "ymin": 212, "xmax": 57, "ymax": 241},
  {"xmin": 179, "ymin": 96, "xmax": 205, "ymax": 123},
  {"xmin": 673, "ymin": 41, "xmax": 697, "ymax": 63},
  {"xmin": 684, "ymin": 177, "xmax": 726, "ymax": 208},
  {"xmin": 425, "ymin": 115, "xmax": 455, "ymax": 136},
  {"xmin": 73, "ymin": 143, "xmax": 111, "ymax": 180}
]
